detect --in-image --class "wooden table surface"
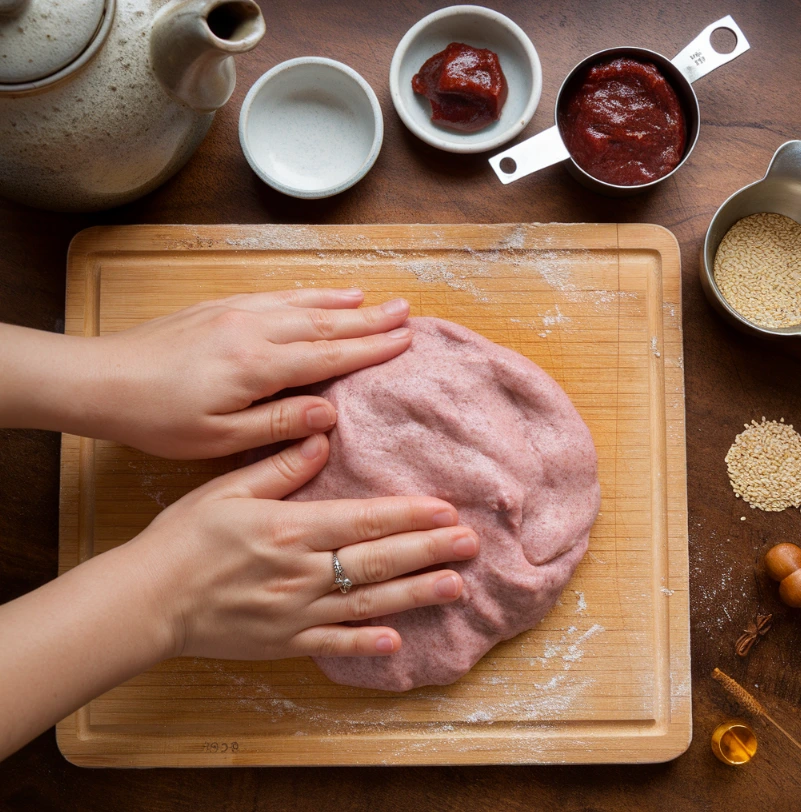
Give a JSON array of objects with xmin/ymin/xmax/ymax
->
[{"xmin": 1, "ymin": 0, "xmax": 800, "ymax": 808}]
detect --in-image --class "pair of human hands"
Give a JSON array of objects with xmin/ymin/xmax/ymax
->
[{"xmin": 78, "ymin": 288, "xmax": 477, "ymax": 663}]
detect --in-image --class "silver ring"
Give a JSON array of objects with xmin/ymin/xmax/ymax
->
[{"xmin": 332, "ymin": 551, "xmax": 353, "ymax": 594}]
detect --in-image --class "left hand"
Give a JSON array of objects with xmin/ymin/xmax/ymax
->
[
  {"xmin": 131, "ymin": 433, "xmax": 477, "ymax": 662},
  {"xmin": 0, "ymin": 432, "xmax": 477, "ymax": 761}
]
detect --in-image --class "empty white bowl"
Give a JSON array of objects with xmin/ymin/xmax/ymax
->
[
  {"xmin": 389, "ymin": 5, "xmax": 542, "ymax": 154},
  {"xmin": 239, "ymin": 57, "xmax": 383, "ymax": 198}
]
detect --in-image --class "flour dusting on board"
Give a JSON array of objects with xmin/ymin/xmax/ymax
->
[
  {"xmin": 193, "ymin": 627, "xmax": 608, "ymax": 742},
  {"xmin": 168, "ymin": 228, "xmax": 630, "ymax": 322},
  {"xmin": 542, "ymin": 305, "xmax": 570, "ymax": 327},
  {"xmin": 537, "ymin": 251, "xmax": 579, "ymax": 291},
  {"xmin": 223, "ymin": 227, "xmax": 325, "ymax": 251},
  {"xmin": 651, "ymin": 336, "xmax": 661, "ymax": 358},
  {"xmin": 563, "ymin": 625, "xmax": 605, "ymax": 662},
  {"xmin": 200, "ymin": 621, "xmax": 607, "ymax": 741},
  {"xmin": 403, "ymin": 259, "xmax": 488, "ymax": 300},
  {"xmin": 497, "ymin": 224, "xmax": 527, "ymax": 249}
]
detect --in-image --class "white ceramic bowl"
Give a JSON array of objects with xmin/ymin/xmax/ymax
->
[
  {"xmin": 239, "ymin": 57, "xmax": 383, "ymax": 198},
  {"xmin": 389, "ymin": 5, "xmax": 542, "ymax": 154}
]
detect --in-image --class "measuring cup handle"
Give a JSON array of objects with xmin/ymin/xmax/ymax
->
[
  {"xmin": 489, "ymin": 126, "xmax": 570, "ymax": 185},
  {"xmin": 671, "ymin": 15, "xmax": 750, "ymax": 83}
]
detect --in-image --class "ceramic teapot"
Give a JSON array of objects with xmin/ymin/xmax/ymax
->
[{"xmin": 0, "ymin": 0, "xmax": 265, "ymax": 211}]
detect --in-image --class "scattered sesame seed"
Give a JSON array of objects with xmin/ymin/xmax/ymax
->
[
  {"xmin": 726, "ymin": 417, "xmax": 801, "ymax": 512},
  {"xmin": 714, "ymin": 213, "xmax": 801, "ymax": 329}
]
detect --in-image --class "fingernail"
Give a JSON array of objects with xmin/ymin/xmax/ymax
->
[
  {"xmin": 300, "ymin": 434, "xmax": 322, "ymax": 459},
  {"xmin": 452, "ymin": 535, "xmax": 478, "ymax": 557},
  {"xmin": 386, "ymin": 327, "xmax": 411, "ymax": 340},
  {"xmin": 305, "ymin": 405, "xmax": 335, "ymax": 430},
  {"xmin": 433, "ymin": 510, "xmax": 456, "ymax": 527},
  {"xmin": 382, "ymin": 298, "xmax": 409, "ymax": 316},
  {"xmin": 341, "ymin": 288, "xmax": 363, "ymax": 298},
  {"xmin": 435, "ymin": 575, "xmax": 460, "ymax": 599},
  {"xmin": 375, "ymin": 635, "xmax": 395, "ymax": 653}
]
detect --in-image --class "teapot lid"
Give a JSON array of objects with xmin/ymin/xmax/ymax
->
[{"xmin": 0, "ymin": 0, "xmax": 107, "ymax": 84}]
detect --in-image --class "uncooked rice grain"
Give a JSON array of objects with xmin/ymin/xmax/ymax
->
[
  {"xmin": 726, "ymin": 417, "xmax": 801, "ymax": 511},
  {"xmin": 714, "ymin": 212, "xmax": 801, "ymax": 329}
]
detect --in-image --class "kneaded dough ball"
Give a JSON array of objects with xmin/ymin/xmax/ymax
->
[{"xmin": 289, "ymin": 317, "xmax": 600, "ymax": 691}]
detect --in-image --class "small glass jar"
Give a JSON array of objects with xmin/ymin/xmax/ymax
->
[{"xmin": 711, "ymin": 720, "xmax": 758, "ymax": 765}]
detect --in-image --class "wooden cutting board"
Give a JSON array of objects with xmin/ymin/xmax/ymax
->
[{"xmin": 57, "ymin": 223, "xmax": 689, "ymax": 767}]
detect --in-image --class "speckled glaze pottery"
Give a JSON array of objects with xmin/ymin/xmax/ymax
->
[{"xmin": 0, "ymin": 0, "xmax": 265, "ymax": 211}]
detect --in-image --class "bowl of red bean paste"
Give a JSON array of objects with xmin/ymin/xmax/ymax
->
[{"xmin": 557, "ymin": 53, "xmax": 689, "ymax": 188}]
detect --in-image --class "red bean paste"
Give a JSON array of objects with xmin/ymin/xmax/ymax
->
[
  {"xmin": 558, "ymin": 57, "xmax": 687, "ymax": 186},
  {"xmin": 412, "ymin": 42, "xmax": 508, "ymax": 133}
]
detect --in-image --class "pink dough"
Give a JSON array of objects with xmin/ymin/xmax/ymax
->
[{"xmin": 288, "ymin": 317, "xmax": 600, "ymax": 692}]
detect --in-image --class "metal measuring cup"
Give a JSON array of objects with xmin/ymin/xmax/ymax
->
[
  {"xmin": 701, "ymin": 141, "xmax": 801, "ymax": 339},
  {"xmin": 489, "ymin": 16, "xmax": 750, "ymax": 196}
]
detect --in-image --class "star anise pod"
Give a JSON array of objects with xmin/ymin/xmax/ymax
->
[
  {"xmin": 735, "ymin": 613, "xmax": 773, "ymax": 657},
  {"xmin": 735, "ymin": 627, "xmax": 757, "ymax": 656}
]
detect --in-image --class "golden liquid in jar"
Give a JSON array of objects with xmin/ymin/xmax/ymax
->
[{"xmin": 712, "ymin": 721, "xmax": 758, "ymax": 765}]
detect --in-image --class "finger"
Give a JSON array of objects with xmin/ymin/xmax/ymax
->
[
  {"xmin": 291, "ymin": 625, "xmax": 402, "ymax": 658},
  {"xmin": 209, "ymin": 396, "xmax": 336, "ymax": 456},
  {"xmin": 311, "ymin": 570, "xmax": 464, "ymax": 625},
  {"xmin": 264, "ymin": 299, "xmax": 410, "ymax": 344},
  {"xmin": 269, "ymin": 330, "xmax": 412, "ymax": 390},
  {"xmin": 293, "ymin": 496, "xmax": 460, "ymax": 551},
  {"xmin": 198, "ymin": 433, "xmax": 330, "ymax": 501},
  {"xmin": 218, "ymin": 288, "xmax": 364, "ymax": 312},
  {"xmin": 333, "ymin": 527, "xmax": 478, "ymax": 588}
]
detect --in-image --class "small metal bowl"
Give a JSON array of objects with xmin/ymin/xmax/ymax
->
[
  {"xmin": 557, "ymin": 46, "xmax": 699, "ymax": 198},
  {"xmin": 490, "ymin": 15, "xmax": 750, "ymax": 196},
  {"xmin": 701, "ymin": 140, "xmax": 801, "ymax": 339}
]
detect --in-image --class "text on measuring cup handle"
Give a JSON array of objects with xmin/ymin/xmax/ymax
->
[{"xmin": 671, "ymin": 15, "xmax": 750, "ymax": 84}]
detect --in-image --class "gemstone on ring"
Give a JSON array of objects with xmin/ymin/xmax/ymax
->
[{"xmin": 332, "ymin": 551, "xmax": 353, "ymax": 593}]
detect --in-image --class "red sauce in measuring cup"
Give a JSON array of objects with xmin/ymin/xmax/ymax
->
[
  {"xmin": 412, "ymin": 42, "xmax": 508, "ymax": 133},
  {"xmin": 559, "ymin": 57, "xmax": 687, "ymax": 186}
]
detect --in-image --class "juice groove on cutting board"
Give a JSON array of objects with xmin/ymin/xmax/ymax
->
[{"xmin": 57, "ymin": 223, "xmax": 689, "ymax": 767}]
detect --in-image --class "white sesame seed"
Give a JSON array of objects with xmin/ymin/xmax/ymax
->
[
  {"xmin": 714, "ymin": 213, "xmax": 801, "ymax": 329},
  {"xmin": 726, "ymin": 417, "xmax": 801, "ymax": 512}
]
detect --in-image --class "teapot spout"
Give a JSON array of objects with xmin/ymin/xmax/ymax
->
[
  {"xmin": 0, "ymin": 0, "xmax": 30, "ymax": 16},
  {"xmin": 151, "ymin": 0, "xmax": 265, "ymax": 113}
]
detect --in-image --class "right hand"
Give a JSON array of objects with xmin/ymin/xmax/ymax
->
[
  {"xmin": 82, "ymin": 287, "xmax": 414, "ymax": 459},
  {"xmin": 127, "ymin": 433, "xmax": 479, "ymax": 661},
  {"xmin": 0, "ymin": 288, "xmax": 414, "ymax": 459}
]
